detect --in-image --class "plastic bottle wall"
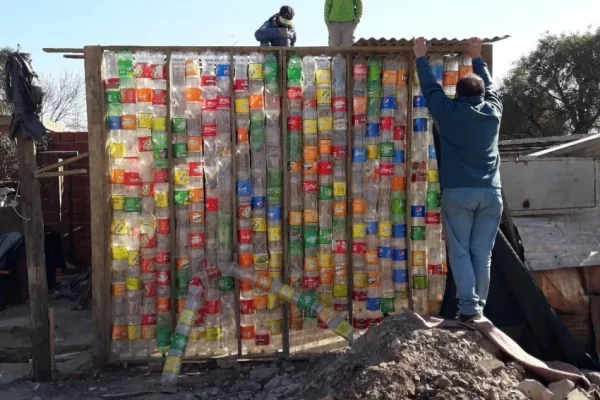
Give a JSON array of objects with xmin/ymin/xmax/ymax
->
[{"xmin": 103, "ymin": 50, "xmax": 454, "ymax": 361}]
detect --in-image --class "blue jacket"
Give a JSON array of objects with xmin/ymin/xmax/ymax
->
[
  {"xmin": 255, "ymin": 14, "xmax": 296, "ymax": 47},
  {"xmin": 416, "ymin": 57, "xmax": 502, "ymax": 189}
]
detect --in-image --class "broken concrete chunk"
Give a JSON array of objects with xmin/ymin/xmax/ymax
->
[
  {"xmin": 517, "ymin": 379, "xmax": 553, "ymax": 400},
  {"xmin": 548, "ymin": 379, "xmax": 575, "ymax": 400}
]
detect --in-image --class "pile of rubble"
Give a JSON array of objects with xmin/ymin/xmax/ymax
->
[{"xmin": 206, "ymin": 312, "xmax": 598, "ymax": 400}]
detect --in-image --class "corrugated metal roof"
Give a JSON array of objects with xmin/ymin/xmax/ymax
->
[
  {"xmin": 354, "ymin": 35, "xmax": 510, "ymax": 47},
  {"xmin": 498, "ymin": 134, "xmax": 590, "ymax": 158}
]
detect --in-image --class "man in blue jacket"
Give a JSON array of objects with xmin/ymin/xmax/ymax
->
[
  {"xmin": 255, "ymin": 6, "xmax": 297, "ymax": 47},
  {"xmin": 413, "ymin": 37, "xmax": 503, "ymax": 323}
]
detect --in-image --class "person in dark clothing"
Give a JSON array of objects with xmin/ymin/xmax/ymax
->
[
  {"xmin": 255, "ymin": 5, "xmax": 297, "ymax": 47},
  {"xmin": 413, "ymin": 37, "xmax": 503, "ymax": 323}
]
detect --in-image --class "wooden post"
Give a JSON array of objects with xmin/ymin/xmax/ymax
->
[
  {"xmin": 16, "ymin": 136, "xmax": 52, "ymax": 381},
  {"xmin": 84, "ymin": 46, "xmax": 110, "ymax": 365}
]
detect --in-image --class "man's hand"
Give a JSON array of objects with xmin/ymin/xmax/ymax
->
[
  {"xmin": 413, "ymin": 37, "xmax": 428, "ymax": 58},
  {"xmin": 467, "ymin": 37, "xmax": 483, "ymax": 59}
]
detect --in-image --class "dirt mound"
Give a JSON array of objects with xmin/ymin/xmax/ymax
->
[{"xmin": 300, "ymin": 312, "xmax": 527, "ymax": 400}]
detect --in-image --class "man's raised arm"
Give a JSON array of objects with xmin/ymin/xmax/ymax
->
[
  {"xmin": 413, "ymin": 37, "xmax": 453, "ymax": 121},
  {"xmin": 468, "ymin": 38, "xmax": 502, "ymax": 113}
]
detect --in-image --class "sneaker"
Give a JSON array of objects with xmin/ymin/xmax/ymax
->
[{"xmin": 458, "ymin": 313, "xmax": 481, "ymax": 324}]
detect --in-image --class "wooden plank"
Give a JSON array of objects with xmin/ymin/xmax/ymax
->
[
  {"xmin": 35, "ymin": 152, "xmax": 88, "ymax": 174},
  {"xmin": 406, "ymin": 50, "xmax": 415, "ymax": 312},
  {"xmin": 591, "ymin": 296, "xmax": 600, "ymax": 359},
  {"xmin": 501, "ymin": 158, "xmax": 596, "ymax": 212},
  {"xmin": 582, "ymin": 265, "xmax": 600, "ymax": 294},
  {"xmin": 49, "ymin": 307, "xmax": 56, "ymax": 378},
  {"xmin": 481, "ymin": 44, "xmax": 494, "ymax": 77},
  {"xmin": 345, "ymin": 51, "xmax": 353, "ymax": 323},
  {"xmin": 279, "ymin": 48, "xmax": 290, "ymax": 358},
  {"xmin": 531, "ymin": 269, "xmax": 588, "ymax": 314},
  {"xmin": 35, "ymin": 169, "xmax": 88, "ymax": 179},
  {"xmin": 85, "ymin": 46, "xmax": 110, "ymax": 365},
  {"xmin": 17, "ymin": 136, "xmax": 52, "ymax": 381},
  {"xmin": 43, "ymin": 48, "xmax": 84, "ymax": 53}
]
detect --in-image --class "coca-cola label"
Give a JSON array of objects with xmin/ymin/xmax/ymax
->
[
  {"xmin": 318, "ymin": 161, "xmax": 333, "ymax": 175},
  {"xmin": 428, "ymin": 264, "xmax": 443, "ymax": 275},
  {"xmin": 238, "ymin": 229, "xmax": 252, "ymax": 244},
  {"xmin": 255, "ymin": 333, "xmax": 270, "ymax": 346},
  {"xmin": 154, "ymin": 169, "xmax": 168, "ymax": 183},
  {"xmin": 202, "ymin": 99, "xmax": 217, "ymax": 111},
  {"xmin": 206, "ymin": 198, "xmax": 219, "ymax": 212},
  {"xmin": 353, "ymin": 289, "xmax": 367, "ymax": 301},
  {"xmin": 380, "ymin": 116, "xmax": 394, "ymax": 131},
  {"xmin": 189, "ymin": 161, "xmax": 204, "ymax": 177},
  {"xmin": 142, "ymin": 313, "xmax": 157, "ymax": 326},
  {"xmin": 202, "ymin": 124, "xmax": 217, "ymax": 137},
  {"xmin": 353, "ymin": 64, "xmax": 367, "ymax": 79},
  {"xmin": 303, "ymin": 99, "xmax": 317, "ymax": 109},
  {"xmin": 124, "ymin": 172, "xmax": 140, "ymax": 186},
  {"xmin": 143, "ymin": 281, "xmax": 156, "ymax": 297},
  {"xmin": 333, "ymin": 240, "xmax": 347, "ymax": 254},
  {"xmin": 287, "ymin": 116, "xmax": 302, "ymax": 131},
  {"xmin": 156, "ymin": 270, "xmax": 171, "ymax": 286},
  {"xmin": 303, "ymin": 181, "xmax": 318, "ymax": 193},
  {"xmin": 104, "ymin": 78, "xmax": 120, "ymax": 90},
  {"xmin": 156, "ymin": 251, "xmax": 171, "ymax": 264},
  {"xmin": 287, "ymin": 87, "xmax": 302, "ymax": 100},
  {"xmin": 152, "ymin": 64, "xmax": 167, "ymax": 80},
  {"xmin": 140, "ymin": 232, "xmax": 157, "ymax": 249},
  {"xmin": 379, "ymin": 163, "xmax": 393, "ymax": 177},
  {"xmin": 189, "ymin": 232, "xmax": 205, "ymax": 249},
  {"xmin": 205, "ymin": 299, "xmax": 221, "ymax": 315},
  {"xmin": 302, "ymin": 275, "xmax": 319, "ymax": 289},
  {"xmin": 332, "ymin": 145, "xmax": 347, "ymax": 158},
  {"xmin": 152, "ymin": 89, "xmax": 167, "ymax": 106},
  {"xmin": 201, "ymin": 75, "xmax": 216, "ymax": 87},
  {"xmin": 240, "ymin": 299, "xmax": 254, "ymax": 315},
  {"xmin": 332, "ymin": 97, "xmax": 347, "ymax": 112},
  {"xmin": 426, "ymin": 212, "xmax": 441, "ymax": 225},
  {"xmin": 235, "ymin": 79, "xmax": 249, "ymax": 92},
  {"xmin": 353, "ymin": 114, "xmax": 367, "ymax": 126},
  {"xmin": 353, "ymin": 318, "xmax": 368, "ymax": 330},
  {"xmin": 394, "ymin": 125, "xmax": 406, "ymax": 141},
  {"xmin": 352, "ymin": 241, "xmax": 367, "ymax": 254},
  {"xmin": 217, "ymin": 96, "xmax": 231, "ymax": 110},
  {"xmin": 157, "ymin": 219, "xmax": 170, "ymax": 235}
]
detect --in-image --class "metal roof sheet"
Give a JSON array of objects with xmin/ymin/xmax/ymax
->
[{"xmin": 353, "ymin": 35, "xmax": 510, "ymax": 47}]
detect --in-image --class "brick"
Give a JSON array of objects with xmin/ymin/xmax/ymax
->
[
  {"xmin": 533, "ymin": 268, "xmax": 588, "ymax": 314},
  {"xmin": 60, "ymin": 132, "xmax": 74, "ymax": 142},
  {"xmin": 582, "ymin": 266, "xmax": 600, "ymax": 294}
]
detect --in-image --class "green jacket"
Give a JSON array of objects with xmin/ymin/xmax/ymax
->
[{"xmin": 324, "ymin": 0, "xmax": 363, "ymax": 24}]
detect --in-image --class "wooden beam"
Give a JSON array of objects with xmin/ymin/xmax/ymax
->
[
  {"xmin": 43, "ymin": 48, "xmax": 84, "ymax": 53},
  {"xmin": 35, "ymin": 152, "xmax": 88, "ymax": 174},
  {"xmin": 481, "ymin": 44, "xmax": 494, "ymax": 77},
  {"xmin": 85, "ymin": 46, "xmax": 109, "ymax": 365},
  {"xmin": 35, "ymin": 169, "xmax": 88, "ymax": 179},
  {"xmin": 16, "ymin": 136, "xmax": 52, "ymax": 381},
  {"xmin": 64, "ymin": 55, "xmax": 85, "ymax": 60}
]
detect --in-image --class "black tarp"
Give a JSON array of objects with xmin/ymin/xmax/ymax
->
[
  {"xmin": 4, "ymin": 51, "xmax": 45, "ymax": 140},
  {"xmin": 432, "ymin": 126, "xmax": 600, "ymax": 371}
]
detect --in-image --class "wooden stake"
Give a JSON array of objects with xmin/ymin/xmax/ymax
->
[
  {"xmin": 49, "ymin": 307, "xmax": 56, "ymax": 378},
  {"xmin": 16, "ymin": 136, "xmax": 52, "ymax": 381}
]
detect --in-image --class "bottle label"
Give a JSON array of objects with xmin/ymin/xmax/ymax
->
[
  {"xmin": 111, "ymin": 246, "xmax": 128, "ymax": 260},
  {"xmin": 379, "ymin": 163, "xmax": 393, "ymax": 177},
  {"xmin": 334, "ymin": 284, "xmax": 348, "ymax": 298},
  {"xmin": 205, "ymin": 327, "xmax": 221, "ymax": 342},
  {"xmin": 251, "ymin": 196, "xmax": 266, "ymax": 209},
  {"xmin": 318, "ymin": 185, "xmax": 333, "ymax": 200},
  {"xmin": 111, "ymin": 325, "xmax": 128, "ymax": 341},
  {"xmin": 378, "ymin": 245, "xmax": 392, "ymax": 259},
  {"xmin": 352, "ymin": 223, "xmax": 367, "ymax": 239},
  {"xmin": 352, "ymin": 318, "xmax": 368, "ymax": 330},
  {"xmin": 353, "ymin": 64, "xmax": 367, "ymax": 79},
  {"xmin": 249, "ymin": 63, "xmax": 263, "ymax": 80},
  {"xmin": 426, "ymin": 212, "xmax": 441, "ymax": 225},
  {"xmin": 393, "ymin": 268, "xmax": 408, "ymax": 284},
  {"xmin": 394, "ymin": 125, "xmax": 406, "ymax": 141},
  {"xmin": 379, "ymin": 222, "xmax": 392, "ymax": 238},
  {"xmin": 304, "ymin": 257, "xmax": 318, "ymax": 272},
  {"xmin": 252, "ymin": 217, "xmax": 267, "ymax": 232},
  {"xmin": 381, "ymin": 96, "xmax": 396, "ymax": 110},
  {"xmin": 381, "ymin": 298, "xmax": 395, "ymax": 313},
  {"xmin": 124, "ymin": 197, "xmax": 141, "ymax": 213},
  {"xmin": 428, "ymin": 170, "xmax": 440, "ymax": 183},
  {"xmin": 411, "ymin": 226, "xmax": 426, "ymax": 241},
  {"xmin": 268, "ymin": 226, "xmax": 282, "ymax": 242},
  {"xmin": 278, "ymin": 285, "xmax": 295, "ymax": 302},
  {"xmin": 127, "ymin": 325, "xmax": 142, "ymax": 340},
  {"xmin": 268, "ymin": 319, "xmax": 283, "ymax": 336},
  {"xmin": 366, "ymin": 144, "xmax": 379, "ymax": 160},
  {"xmin": 410, "ymin": 205, "xmax": 426, "ymax": 218},
  {"xmin": 412, "ymin": 251, "xmax": 426, "ymax": 267},
  {"xmin": 353, "ymin": 272, "xmax": 367, "ymax": 288},
  {"xmin": 303, "ymin": 119, "xmax": 318, "ymax": 135},
  {"xmin": 428, "ymin": 264, "xmax": 443, "ymax": 275},
  {"xmin": 256, "ymin": 276, "xmax": 273, "ymax": 292},
  {"xmin": 413, "ymin": 118, "xmax": 428, "ymax": 133},
  {"xmin": 366, "ymin": 297, "xmax": 381, "ymax": 312},
  {"xmin": 393, "ymin": 248, "xmax": 408, "ymax": 261},
  {"xmin": 413, "ymin": 275, "xmax": 428, "ymax": 290},
  {"xmin": 255, "ymin": 333, "xmax": 270, "ymax": 346},
  {"xmin": 303, "ymin": 275, "xmax": 319, "ymax": 289},
  {"xmin": 444, "ymin": 70, "xmax": 459, "ymax": 86},
  {"xmin": 318, "ymin": 252, "xmax": 332, "ymax": 268},
  {"xmin": 218, "ymin": 276, "xmax": 234, "ymax": 291}
]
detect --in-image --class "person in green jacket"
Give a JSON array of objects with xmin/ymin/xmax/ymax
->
[{"xmin": 324, "ymin": 0, "xmax": 363, "ymax": 46}]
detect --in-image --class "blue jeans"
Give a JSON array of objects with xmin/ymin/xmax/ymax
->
[{"xmin": 441, "ymin": 188, "xmax": 503, "ymax": 317}]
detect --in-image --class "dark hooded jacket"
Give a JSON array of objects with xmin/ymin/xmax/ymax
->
[{"xmin": 255, "ymin": 14, "xmax": 296, "ymax": 47}]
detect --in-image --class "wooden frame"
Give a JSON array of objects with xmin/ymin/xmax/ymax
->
[{"xmin": 83, "ymin": 44, "xmax": 496, "ymax": 365}]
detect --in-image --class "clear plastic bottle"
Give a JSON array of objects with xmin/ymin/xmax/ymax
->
[
  {"xmin": 459, "ymin": 54, "xmax": 473, "ymax": 79},
  {"xmin": 444, "ymin": 56, "xmax": 459, "ymax": 99}
]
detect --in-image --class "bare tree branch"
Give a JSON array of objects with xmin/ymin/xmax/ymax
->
[{"xmin": 39, "ymin": 70, "xmax": 86, "ymax": 131}]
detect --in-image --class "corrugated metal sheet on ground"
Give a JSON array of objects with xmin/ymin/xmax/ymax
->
[{"xmin": 354, "ymin": 35, "xmax": 510, "ymax": 47}]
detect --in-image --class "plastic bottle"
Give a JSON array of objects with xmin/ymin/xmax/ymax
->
[
  {"xmin": 444, "ymin": 56, "xmax": 459, "ymax": 99},
  {"xmin": 459, "ymin": 54, "xmax": 473, "ymax": 79}
]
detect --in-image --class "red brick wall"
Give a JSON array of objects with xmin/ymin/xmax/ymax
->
[{"xmin": 39, "ymin": 131, "xmax": 91, "ymax": 267}]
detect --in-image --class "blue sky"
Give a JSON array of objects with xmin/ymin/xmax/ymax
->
[{"xmin": 2, "ymin": 0, "xmax": 599, "ymax": 80}]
